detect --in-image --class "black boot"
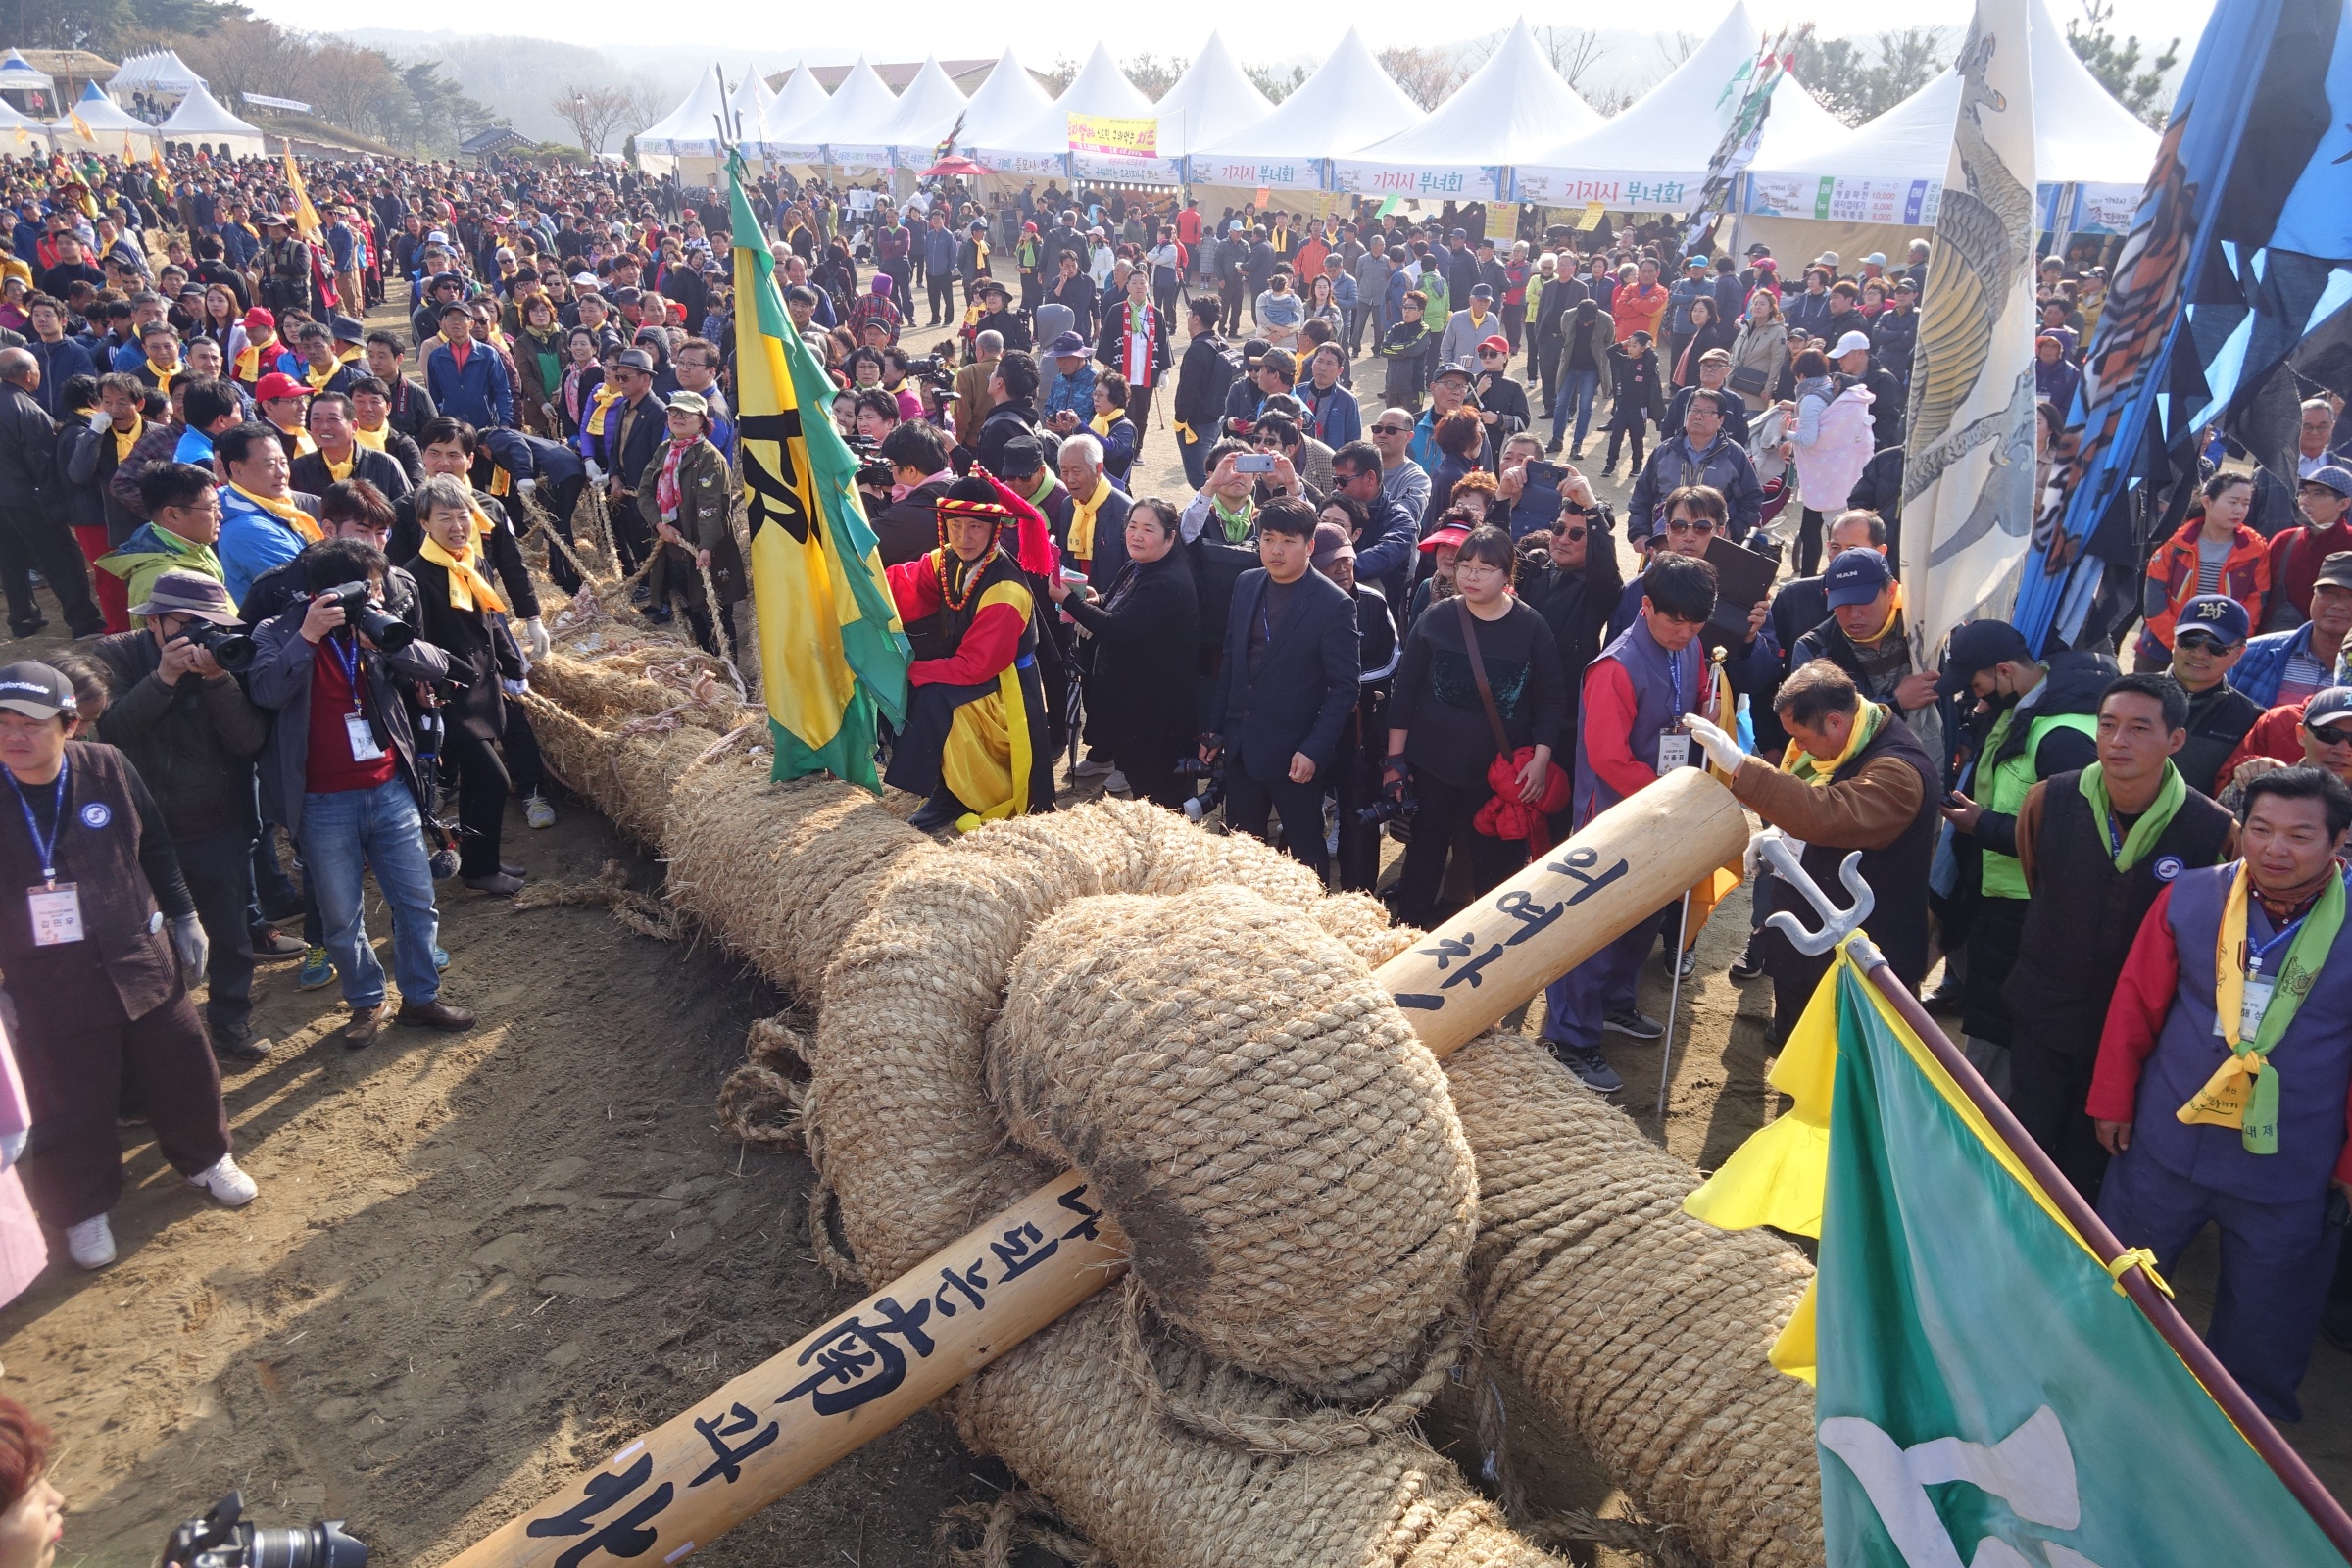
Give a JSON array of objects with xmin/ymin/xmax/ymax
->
[{"xmin": 908, "ymin": 786, "xmax": 967, "ymax": 834}]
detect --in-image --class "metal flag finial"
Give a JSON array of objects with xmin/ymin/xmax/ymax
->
[{"xmin": 1755, "ymin": 830, "xmax": 1875, "ymax": 957}]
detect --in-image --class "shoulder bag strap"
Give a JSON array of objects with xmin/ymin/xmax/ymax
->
[{"xmin": 1453, "ymin": 594, "xmax": 1515, "ymax": 758}]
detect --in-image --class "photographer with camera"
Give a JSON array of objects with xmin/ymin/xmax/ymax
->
[
  {"xmin": 91, "ymin": 570, "xmax": 278, "ymax": 1065},
  {"xmin": 871, "ymin": 420, "xmax": 956, "ymax": 568},
  {"xmin": 247, "ymin": 539, "xmax": 472, "ymax": 1049},
  {"xmin": 0, "ymin": 659, "xmax": 256, "ymax": 1268}
]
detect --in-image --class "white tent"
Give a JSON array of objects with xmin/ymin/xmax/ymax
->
[
  {"xmin": 873, "ymin": 57, "xmax": 968, "ymax": 167},
  {"xmin": 635, "ymin": 68, "xmax": 731, "ymax": 159},
  {"xmin": 1191, "ymin": 27, "xmax": 1423, "ymax": 191},
  {"xmin": 52, "ymin": 81, "xmax": 160, "ymax": 154},
  {"xmin": 108, "ymin": 50, "xmax": 205, "ymax": 96},
  {"xmin": 0, "ymin": 96, "xmax": 49, "ymax": 151},
  {"xmin": 159, "ymin": 81, "xmax": 267, "ymax": 157},
  {"xmin": 1334, "ymin": 19, "xmax": 1600, "ymax": 204},
  {"xmin": 1742, "ymin": 0, "xmax": 2159, "ymax": 234},
  {"xmin": 725, "ymin": 64, "xmax": 778, "ymax": 144},
  {"xmin": 976, "ymin": 43, "xmax": 1152, "ymax": 179},
  {"xmin": 953, "ymin": 49, "xmax": 1054, "ymax": 158},
  {"xmin": 0, "ymin": 51, "xmax": 51, "ymax": 96},
  {"xmin": 1513, "ymin": 3, "xmax": 1845, "ymax": 210},
  {"xmin": 1081, "ymin": 31, "xmax": 1272, "ymax": 185},
  {"xmin": 795, "ymin": 58, "xmax": 894, "ymax": 170},
  {"xmin": 763, "ymin": 64, "xmax": 829, "ymax": 141}
]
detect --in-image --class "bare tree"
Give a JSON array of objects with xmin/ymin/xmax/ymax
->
[
  {"xmin": 1656, "ymin": 30, "xmax": 1701, "ymax": 72},
  {"xmin": 1041, "ymin": 56, "xmax": 1080, "ymax": 96},
  {"xmin": 1243, "ymin": 61, "xmax": 1308, "ymax": 102},
  {"xmin": 1377, "ymin": 45, "xmax": 1477, "ymax": 112},
  {"xmin": 1121, "ymin": 52, "xmax": 1189, "ymax": 103},
  {"xmin": 1535, "ymin": 26, "xmax": 1608, "ymax": 92},
  {"xmin": 553, "ymin": 83, "xmax": 637, "ymax": 156}
]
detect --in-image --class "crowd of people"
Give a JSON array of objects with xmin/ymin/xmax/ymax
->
[{"xmin": 0, "ymin": 125, "xmax": 2344, "ymax": 1442}]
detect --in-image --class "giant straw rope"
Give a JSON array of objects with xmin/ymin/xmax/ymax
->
[{"xmin": 521, "ymin": 633, "xmax": 1823, "ymax": 1567}]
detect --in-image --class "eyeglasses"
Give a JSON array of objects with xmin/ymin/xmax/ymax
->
[
  {"xmin": 1555, "ymin": 526, "xmax": 1588, "ymax": 542},
  {"xmin": 2174, "ymin": 631, "xmax": 2236, "ymax": 652},
  {"xmin": 2310, "ymin": 723, "xmax": 2352, "ymax": 745},
  {"xmin": 1372, "ymin": 424, "xmax": 1410, "ymax": 436},
  {"xmin": 1664, "ymin": 518, "xmax": 1719, "ymax": 535}
]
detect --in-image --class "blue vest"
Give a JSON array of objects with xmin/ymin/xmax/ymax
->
[
  {"xmin": 2131, "ymin": 864, "xmax": 2352, "ymax": 1202},
  {"xmin": 1573, "ymin": 615, "xmax": 1700, "ymax": 828}
]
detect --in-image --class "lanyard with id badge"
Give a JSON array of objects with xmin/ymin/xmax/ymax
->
[
  {"xmin": 1654, "ymin": 647, "xmax": 1692, "ymax": 775},
  {"xmin": 2240, "ymin": 916, "xmax": 2305, "ymax": 1043},
  {"xmin": 335, "ymin": 633, "xmax": 386, "ymax": 764},
  {"xmin": 9, "ymin": 757, "xmax": 79, "ymax": 945}
]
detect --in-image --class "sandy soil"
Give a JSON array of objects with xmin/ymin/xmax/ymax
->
[{"xmin": 1, "ymin": 278, "xmax": 2343, "ymax": 1568}]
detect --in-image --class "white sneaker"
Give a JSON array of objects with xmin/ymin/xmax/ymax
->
[
  {"xmin": 66, "ymin": 1214, "xmax": 115, "ymax": 1269},
  {"xmin": 186, "ymin": 1154, "xmax": 258, "ymax": 1208},
  {"xmin": 1104, "ymin": 769, "xmax": 1131, "ymax": 796},
  {"xmin": 525, "ymin": 791, "xmax": 556, "ymax": 829}
]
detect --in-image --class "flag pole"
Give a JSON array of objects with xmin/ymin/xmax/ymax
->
[
  {"xmin": 1655, "ymin": 887, "xmax": 1692, "ymax": 1120},
  {"xmin": 1845, "ymin": 933, "xmax": 2352, "ymax": 1562}
]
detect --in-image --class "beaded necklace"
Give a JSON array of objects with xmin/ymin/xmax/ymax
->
[{"xmin": 934, "ymin": 532, "xmax": 999, "ymax": 612}]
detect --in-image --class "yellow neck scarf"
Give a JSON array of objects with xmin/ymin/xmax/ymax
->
[
  {"xmin": 1089, "ymin": 407, "xmax": 1125, "ymax": 437},
  {"xmin": 305, "ymin": 361, "xmax": 340, "ymax": 391},
  {"xmin": 584, "ymin": 383, "xmax": 623, "ymax": 436},
  {"xmin": 111, "ymin": 413, "xmax": 142, "ymax": 461},
  {"xmin": 420, "ymin": 533, "xmax": 508, "ymax": 614},
  {"xmin": 272, "ymin": 422, "xmax": 318, "ymax": 458},
  {"xmin": 144, "ymin": 360, "xmax": 177, "ymax": 392},
  {"xmin": 324, "ymin": 449, "xmax": 354, "ymax": 481},
  {"xmin": 228, "ymin": 482, "xmax": 321, "ymax": 543},
  {"xmin": 352, "ymin": 422, "xmax": 387, "ymax": 452},
  {"xmin": 1782, "ymin": 700, "xmax": 1888, "ymax": 785},
  {"xmin": 234, "ymin": 333, "xmax": 276, "ymax": 382},
  {"xmin": 1856, "ymin": 579, "xmax": 1905, "ymax": 647},
  {"xmin": 1067, "ymin": 475, "xmax": 1112, "ymax": 562},
  {"xmin": 464, "ymin": 492, "xmax": 501, "ymax": 542}
]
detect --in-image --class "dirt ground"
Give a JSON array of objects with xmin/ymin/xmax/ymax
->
[{"xmin": 4, "ymin": 277, "xmax": 2347, "ymax": 1568}]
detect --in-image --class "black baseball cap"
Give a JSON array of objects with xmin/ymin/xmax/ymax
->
[
  {"xmin": 1935, "ymin": 620, "xmax": 2034, "ymax": 696},
  {"xmin": 0, "ymin": 662, "xmax": 74, "ymax": 719}
]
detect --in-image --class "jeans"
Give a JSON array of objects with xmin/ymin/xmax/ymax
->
[
  {"xmin": 1551, "ymin": 369, "xmax": 1600, "ymax": 449},
  {"xmin": 1178, "ymin": 426, "xmax": 1210, "ymax": 489},
  {"xmin": 300, "ymin": 777, "xmax": 442, "ymax": 1011}
]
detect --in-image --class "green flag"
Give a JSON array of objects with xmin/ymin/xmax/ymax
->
[{"xmin": 1690, "ymin": 954, "xmax": 2345, "ymax": 1566}]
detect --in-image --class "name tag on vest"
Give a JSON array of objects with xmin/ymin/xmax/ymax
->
[{"xmin": 27, "ymin": 882, "xmax": 82, "ymax": 945}]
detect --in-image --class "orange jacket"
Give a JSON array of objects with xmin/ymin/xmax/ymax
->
[
  {"xmin": 2139, "ymin": 519, "xmax": 2269, "ymax": 656},
  {"xmin": 1612, "ymin": 282, "xmax": 1667, "ymax": 343}
]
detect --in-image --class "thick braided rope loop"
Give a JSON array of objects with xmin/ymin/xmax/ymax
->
[
  {"xmin": 1444, "ymin": 1032, "xmax": 1824, "ymax": 1568},
  {"xmin": 808, "ymin": 797, "xmax": 1417, "ymax": 1286},
  {"xmin": 992, "ymin": 888, "xmax": 1476, "ymax": 1400}
]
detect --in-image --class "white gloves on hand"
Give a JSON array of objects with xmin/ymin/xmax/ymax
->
[
  {"xmin": 524, "ymin": 615, "xmax": 551, "ymax": 660},
  {"xmin": 516, "ymin": 477, "xmax": 538, "ymax": 501},
  {"xmin": 169, "ymin": 911, "xmax": 209, "ymax": 975},
  {"xmin": 503, "ymin": 678, "xmax": 529, "ymax": 698},
  {"xmin": 1682, "ymin": 712, "xmax": 1746, "ymax": 775},
  {"xmin": 88, "ymin": 409, "xmax": 112, "ymax": 433},
  {"xmin": 583, "ymin": 459, "xmax": 606, "ymax": 483}
]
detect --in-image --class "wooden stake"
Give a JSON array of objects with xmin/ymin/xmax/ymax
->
[{"xmin": 446, "ymin": 768, "xmax": 1749, "ymax": 1568}]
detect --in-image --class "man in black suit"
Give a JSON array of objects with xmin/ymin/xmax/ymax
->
[
  {"xmin": 1201, "ymin": 496, "xmax": 1360, "ymax": 876},
  {"xmin": 599, "ymin": 347, "xmax": 666, "ymax": 583},
  {"xmin": 292, "ymin": 393, "xmax": 412, "ymax": 504}
]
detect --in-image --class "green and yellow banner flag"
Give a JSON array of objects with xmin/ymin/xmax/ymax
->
[
  {"xmin": 283, "ymin": 140, "xmax": 323, "ymax": 243},
  {"xmin": 726, "ymin": 152, "xmax": 908, "ymax": 791},
  {"xmin": 1688, "ymin": 951, "xmax": 2345, "ymax": 1565}
]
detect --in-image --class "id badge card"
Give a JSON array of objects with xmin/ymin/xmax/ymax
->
[
  {"xmin": 1656, "ymin": 731, "xmax": 1691, "ymax": 775},
  {"xmin": 2239, "ymin": 974, "xmax": 2278, "ymax": 1042},
  {"xmin": 344, "ymin": 712, "xmax": 386, "ymax": 762},
  {"xmin": 27, "ymin": 882, "xmax": 82, "ymax": 946}
]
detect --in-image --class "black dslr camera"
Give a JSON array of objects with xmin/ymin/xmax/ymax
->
[
  {"xmin": 901, "ymin": 354, "xmax": 954, "ymax": 388},
  {"xmin": 317, "ymin": 581, "xmax": 415, "ymax": 653},
  {"xmin": 844, "ymin": 435, "xmax": 895, "ymax": 496},
  {"xmin": 173, "ymin": 619, "xmax": 257, "ymax": 674},
  {"xmin": 159, "ymin": 1492, "xmax": 368, "ymax": 1568}
]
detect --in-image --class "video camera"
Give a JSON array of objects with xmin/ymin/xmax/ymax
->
[
  {"xmin": 159, "ymin": 1492, "xmax": 368, "ymax": 1568},
  {"xmin": 843, "ymin": 435, "xmax": 895, "ymax": 496},
  {"xmin": 900, "ymin": 355, "xmax": 955, "ymax": 389},
  {"xmin": 1175, "ymin": 755, "xmax": 1225, "ymax": 824},
  {"xmin": 314, "ymin": 581, "xmax": 415, "ymax": 654}
]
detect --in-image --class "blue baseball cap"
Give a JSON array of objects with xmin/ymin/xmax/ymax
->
[
  {"xmin": 1823, "ymin": 547, "xmax": 1893, "ymax": 609},
  {"xmin": 2175, "ymin": 593, "xmax": 2249, "ymax": 648}
]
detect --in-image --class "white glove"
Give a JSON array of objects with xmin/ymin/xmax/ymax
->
[
  {"xmin": 87, "ymin": 409, "xmax": 111, "ymax": 433},
  {"xmin": 0, "ymin": 1130, "xmax": 24, "ymax": 1171},
  {"xmin": 503, "ymin": 678, "xmax": 529, "ymax": 698},
  {"xmin": 583, "ymin": 459, "xmax": 606, "ymax": 483},
  {"xmin": 169, "ymin": 911, "xmax": 209, "ymax": 975},
  {"xmin": 516, "ymin": 476, "xmax": 538, "ymax": 500},
  {"xmin": 1681, "ymin": 712, "xmax": 1745, "ymax": 775},
  {"xmin": 524, "ymin": 615, "xmax": 550, "ymax": 660}
]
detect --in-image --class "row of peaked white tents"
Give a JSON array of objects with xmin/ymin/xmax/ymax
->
[
  {"xmin": 0, "ymin": 50, "xmax": 269, "ymax": 158},
  {"xmin": 638, "ymin": 0, "xmax": 2157, "ymax": 237}
]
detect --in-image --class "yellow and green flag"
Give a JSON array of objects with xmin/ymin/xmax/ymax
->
[
  {"xmin": 283, "ymin": 140, "xmax": 322, "ymax": 242},
  {"xmin": 726, "ymin": 151, "xmax": 907, "ymax": 792},
  {"xmin": 1688, "ymin": 951, "xmax": 2346, "ymax": 1564}
]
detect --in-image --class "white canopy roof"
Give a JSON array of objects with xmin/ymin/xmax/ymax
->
[
  {"xmin": 724, "ymin": 64, "xmax": 776, "ymax": 143},
  {"xmin": 873, "ymin": 56, "xmax": 969, "ymax": 161},
  {"xmin": 636, "ymin": 68, "xmax": 730, "ymax": 157},
  {"xmin": 976, "ymin": 43, "xmax": 1153, "ymax": 176},
  {"xmin": 0, "ymin": 51, "xmax": 51, "ymax": 92},
  {"xmin": 160, "ymin": 81, "xmax": 266, "ymax": 143},
  {"xmin": 763, "ymin": 64, "xmax": 829, "ymax": 142},
  {"xmin": 1192, "ymin": 27, "xmax": 1423, "ymax": 191},
  {"xmin": 1743, "ymin": 0, "xmax": 2158, "ymax": 227},
  {"xmin": 54, "ymin": 81, "xmax": 158, "ymax": 147},
  {"xmin": 1335, "ymin": 19, "xmax": 1601, "ymax": 204},
  {"xmin": 0, "ymin": 97, "xmax": 45, "ymax": 138},
  {"xmin": 780, "ymin": 58, "xmax": 897, "ymax": 166},
  {"xmin": 108, "ymin": 50, "xmax": 204, "ymax": 94},
  {"xmin": 1513, "ymin": 2, "xmax": 1845, "ymax": 209},
  {"xmin": 1062, "ymin": 33, "xmax": 1270, "ymax": 184},
  {"xmin": 953, "ymin": 50, "xmax": 1054, "ymax": 154}
]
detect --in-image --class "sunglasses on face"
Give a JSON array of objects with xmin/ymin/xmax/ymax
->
[
  {"xmin": 2174, "ymin": 631, "xmax": 2236, "ymax": 652},
  {"xmin": 1372, "ymin": 424, "xmax": 1409, "ymax": 435},
  {"xmin": 1665, "ymin": 518, "xmax": 1718, "ymax": 534},
  {"xmin": 2311, "ymin": 723, "xmax": 2352, "ymax": 746},
  {"xmin": 1555, "ymin": 525, "xmax": 1588, "ymax": 542}
]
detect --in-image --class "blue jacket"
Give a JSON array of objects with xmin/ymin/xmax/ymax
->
[
  {"xmin": 2233, "ymin": 624, "xmax": 2350, "ymax": 708},
  {"xmin": 920, "ymin": 225, "xmax": 957, "ymax": 276},
  {"xmin": 1605, "ymin": 574, "xmax": 1781, "ymax": 700},
  {"xmin": 216, "ymin": 486, "xmax": 317, "ymax": 607},
  {"xmin": 25, "ymin": 337, "xmax": 92, "ymax": 416},
  {"xmin": 1350, "ymin": 489, "xmax": 1419, "ymax": 610},
  {"xmin": 1206, "ymin": 566, "xmax": 1360, "ymax": 781},
  {"xmin": 424, "ymin": 339, "xmax": 514, "ymax": 430}
]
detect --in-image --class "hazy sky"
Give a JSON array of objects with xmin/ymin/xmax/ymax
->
[{"xmin": 263, "ymin": 0, "xmax": 2222, "ymax": 63}]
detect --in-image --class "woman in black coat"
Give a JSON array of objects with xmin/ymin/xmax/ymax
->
[{"xmin": 1046, "ymin": 497, "xmax": 1199, "ymax": 810}]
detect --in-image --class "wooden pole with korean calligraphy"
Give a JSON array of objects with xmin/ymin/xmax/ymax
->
[{"xmin": 445, "ymin": 768, "xmax": 1750, "ymax": 1568}]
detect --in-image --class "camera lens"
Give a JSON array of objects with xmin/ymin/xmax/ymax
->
[
  {"xmin": 355, "ymin": 606, "xmax": 415, "ymax": 653},
  {"xmin": 246, "ymin": 1521, "xmax": 368, "ymax": 1568}
]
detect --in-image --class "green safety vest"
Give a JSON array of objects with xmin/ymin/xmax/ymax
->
[{"xmin": 1979, "ymin": 710, "xmax": 2100, "ymax": 901}]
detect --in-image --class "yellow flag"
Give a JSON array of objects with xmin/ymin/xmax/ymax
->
[
  {"xmin": 283, "ymin": 140, "xmax": 322, "ymax": 242},
  {"xmin": 68, "ymin": 110, "xmax": 92, "ymax": 143}
]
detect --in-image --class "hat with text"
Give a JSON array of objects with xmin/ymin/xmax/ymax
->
[
  {"xmin": 2175, "ymin": 593, "xmax": 2250, "ymax": 647},
  {"xmin": 2305, "ymin": 687, "xmax": 2352, "ymax": 736},
  {"xmin": 0, "ymin": 662, "xmax": 73, "ymax": 720},
  {"xmin": 1823, "ymin": 547, "xmax": 1894, "ymax": 609}
]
